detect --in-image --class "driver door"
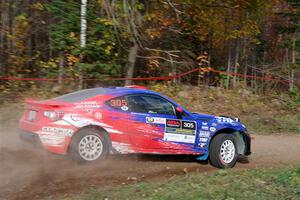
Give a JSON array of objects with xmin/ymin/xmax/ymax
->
[{"xmin": 125, "ymin": 94, "xmax": 197, "ymax": 150}]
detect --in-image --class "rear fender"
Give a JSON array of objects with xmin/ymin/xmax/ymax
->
[{"xmin": 68, "ymin": 125, "xmax": 112, "ymax": 153}]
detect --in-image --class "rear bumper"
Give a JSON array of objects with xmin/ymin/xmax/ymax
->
[
  {"xmin": 19, "ymin": 129, "xmax": 41, "ymax": 144},
  {"xmin": 18, "ymin": 127, "xmax": 71, "ymax": 155},
  {"xmin": 19, "ymin": 115, "xmax": 78, "ymax": 155}
]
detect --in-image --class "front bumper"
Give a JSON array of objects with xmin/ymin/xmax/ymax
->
[{"xmin": 243, "ymin": 132, "xmax": 251, "ymax": 156}]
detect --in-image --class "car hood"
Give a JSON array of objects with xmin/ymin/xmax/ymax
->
[
  {"xmin": 191, "ymin": 112, "xmax": 246, "ymax": 131},
  {"xmin": 191, "ymin": 113, "xmax": 216, "ymax": 122}
]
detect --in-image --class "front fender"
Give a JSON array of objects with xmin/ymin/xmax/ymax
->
[{"xmin": 196, "ymin": 117, "xmax": 248, "ymax": 153}]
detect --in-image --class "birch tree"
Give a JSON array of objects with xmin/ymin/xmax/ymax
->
[{"xmin": 78, "ymin": 0, "xmax": 88, "ymax": 89}]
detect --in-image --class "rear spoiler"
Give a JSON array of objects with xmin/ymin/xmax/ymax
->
[{"xmin": 25, "ymin": 99, "xmax": 69, "ymax": 109}]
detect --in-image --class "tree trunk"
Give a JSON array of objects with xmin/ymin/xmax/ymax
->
[
  {"xmin": 27, "ymin": 0, "xmax": 33, "ymax": 68},
  {"xmin": 8, "ymin": 0, "xmax": 14, "ymax": 55},
  {"xmin": 233, "ymin": 39, "xmax": 240, "ymax": 88},
  {"xmin": 0, "ymin": 0, "xmax": 8, "ymax": 76},
  {"xmin": 170, "ymin": 55, "xmax": 176, "ymax": 85},
  {"xmin": 58, "ymin": 52, "xmax": 64, "ymax": 85},
  {"xmin": 289, "ymin": 33, "xmax": 296, "ymax": 92},
  {"xmin": 244, "ymin": 65, "xmax": 248, "ymax": 88},
  {"xmin": 125, "ymin": 41, "xmax": 138, "ymax": 86},
  {"xmin": 226, "ymin": 42, "xmax": 232, "ymax": 89},
  {"xmin": 243, "ymin": 36, "xmax": 248, "ymax": 88}
]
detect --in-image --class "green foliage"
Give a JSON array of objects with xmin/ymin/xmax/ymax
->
[
  {"xmin": 47, "ymin": 0, "xmax": 81, "ymax": 51},
  {"xmin": 46, "ymin": 0, "xmax": 122, "ymax": 78}
]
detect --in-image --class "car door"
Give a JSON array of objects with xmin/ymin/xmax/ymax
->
[{"xmin": 125, "ymin": 94, "xmax": 198, "ymax": 150}]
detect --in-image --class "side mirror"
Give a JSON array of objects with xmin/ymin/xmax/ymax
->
[
  {"xmin": 176, "ymin": 107, "xmax": 183, "ymax": 119},
  {"xmin": 176, "ymin": 107, "xmax": 183, "ymax": 113}
]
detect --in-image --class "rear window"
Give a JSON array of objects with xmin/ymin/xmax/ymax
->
[{"xmin": 54, "ymin": 88, "xmax": 111, "ymax": 102}]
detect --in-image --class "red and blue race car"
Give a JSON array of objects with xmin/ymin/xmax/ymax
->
[{"xmin": 19, "ymin": 86, "xmax": 251, "ymax": 168}]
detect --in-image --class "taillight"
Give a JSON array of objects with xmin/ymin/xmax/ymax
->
[{"xmin": 44, "ymin": 111, "xmax": 64, "ymax": 121}]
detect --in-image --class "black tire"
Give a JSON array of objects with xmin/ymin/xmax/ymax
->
[
  {"xmin": 209, "ymin": 134, "xmax": 238, "ymax": 168},
  {"xmin": 69, "ymin": 127, "xmax": 109, "ymax": 163}
]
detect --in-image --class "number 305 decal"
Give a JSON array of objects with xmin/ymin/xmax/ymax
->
[{"xmin": 182, "ymin": 121, "xmax": 196, "ymax": 130}]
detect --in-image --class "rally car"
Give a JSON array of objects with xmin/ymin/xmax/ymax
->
[{"xmin": 19, "ymin": 86, "xmax": 251, "ymax": 168}]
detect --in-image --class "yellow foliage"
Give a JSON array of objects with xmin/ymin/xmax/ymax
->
[
  {"xmin": 105, "ymin": 45, "xmax": 113, "ymax": 55},
  {"xmin": 69, "ymin": 32, "xmax": 76, "ymax": 38},
  {"xmin": 148, "ymin": 59, "xmax": 160, "ymax": 69},
  {"xmin": 145, "ymin": 28, "xmax": 161, "ymax": 40},
  {"xmin": 98, "ymin": 18, "xmax": 114, "ymax": 26},
  {"xmin": 32, "ymin": 2, "xmax": 44, "ymax": 11},
  {"xmin": 66, "ymin": 54, "xmax": 79, "ymax": 67}
]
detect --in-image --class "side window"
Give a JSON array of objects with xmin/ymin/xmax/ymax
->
[
  {"xmin": 106, "ymin": 96, "xmax": 129, "ymax": 111},
  {"xmin": 127, "ymin": 95, "xmax": 176, "ymax": 115}
]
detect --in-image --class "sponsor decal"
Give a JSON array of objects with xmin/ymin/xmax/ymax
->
[
  {"xmin": 202, "ymin": 122, "xmax": 208, "ymax": 125},
  {"xmin": 75, "ymin": 101, "xmax": 101, "ymax": 108},
  {"xmin": 85, "ymin": 109, "xmax": 94, "ymax": 116},
  {"xmin": 216, "ymin": 117, "xmax": 234, "ymax": 123},
  {"xmin": 41, "ymin": 127, "xmax": 74, "ymax": 137},
  {"xmin": 110, "ymin": 99, "xmax": 128, "ymax": 107},
  {"xmin": 201, "ymin": 126, "xmax": 209, "ymax": 130},
  {"xmin": 199, "ymin": 137, "xmax": 208, "ymax": 142},
  {"xmin": 146, "ymin": 117, "xmax": 166, "ymax": 124},
  {"xmin": 199, "ymin": 131, "xmax": 210, "ymax": 137},
  {"xmin": 231, "ymin": 122, "xmax": 239, "ymax": 126},
  {"xmin": 199, "ymin": 143, "xmax": 206, "ymax": 148},
  {"xmin": 211, "ymin": 123, "xmax": 217, "ymax": 127},
  {"xmin": 38, "ymin": 134, "xmax": 65, "ymax": 147},
  {"xmin": 146, "ymin": 117, "xmax": 155, "ymax": 123},
  {"xmin": 164, "ymin": 133, "xmax": 195, "ymax": 144},
  {"xmin": 166, "ymin": 119, "xmax": 181, "ymax": 128},
  {"xmin": 94, "ymin": 112, "xmax": 102, "ymax": 120},
  {"xmin": 182, "ymin": 121, "xmax": 196, "ymax": 130},
  {"xmin": 216, "ymin": 117, "xmax": 239, "ymax": 126},
  {"xmin": 121, "ymin": 105, "xmax": 129, "ymax": 111},
  {"xmin": 111, "ymin": 141, "xmax": 134, "ymax": 153},
  {"xmin": 71, "ymin": 113, "xmax": 81, "ymax": 121},
  {"xmin": 165, "ymin": 127, "xmax": 195, "ymax": 135},
  {"xmin": 164, "ymin": 119, "xmax": 197, "ymax": 143},
  {"xmin": 209, "ymin": 127, "xmax": 216, "ymax": 132}
]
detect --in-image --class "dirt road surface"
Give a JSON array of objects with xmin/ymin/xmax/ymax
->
[{"xmin": 0, "ymin": 131, "xmax": 299, "ymax": 200}]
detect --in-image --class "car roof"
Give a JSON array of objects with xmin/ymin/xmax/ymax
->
[{"xmin": 54, "ymin": 87, "xmax": 158, "ymax": 103}]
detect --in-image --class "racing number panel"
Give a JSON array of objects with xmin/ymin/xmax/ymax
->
[{"xmin": 164, "ymin": 119, "xmax": 197, "ymax": 144}]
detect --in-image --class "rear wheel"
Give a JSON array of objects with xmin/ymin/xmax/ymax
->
[
  {"xmin": 69, "ymin": 128, "xmax": 109, "ymax": 163},
  {"xmin": 209, "ymin": 134, "xmax": 237, "ymax": 168}
]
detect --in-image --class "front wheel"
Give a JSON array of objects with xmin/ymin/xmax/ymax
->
[
  {"xmin": 69, "ymin": 128, "xmax": 109, "ymax": 163},
  {"xmin": 209, "ymin": 134, "xmax": 238, "ymax": 168}
]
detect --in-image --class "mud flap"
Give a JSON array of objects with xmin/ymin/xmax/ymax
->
[{"xmin": 197, "ymin": 152, "xmax": 209, "ymax": 160}]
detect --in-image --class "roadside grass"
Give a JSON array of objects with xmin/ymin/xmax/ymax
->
[{"xmin": 60, "ymin": 166, "xmax": 300, "ymax": 200}]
